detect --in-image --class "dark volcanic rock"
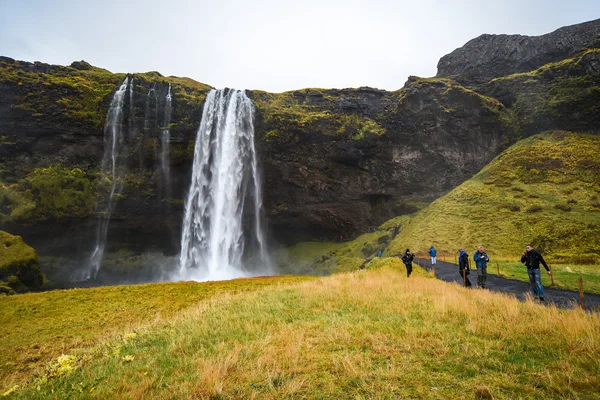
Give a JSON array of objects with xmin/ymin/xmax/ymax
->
[{"xmin": 437, "ymin": 19, "xmax": 600, "ymax": 85}]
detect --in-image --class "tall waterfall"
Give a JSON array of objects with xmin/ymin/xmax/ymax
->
[
  {"xmin": 178, "ymin": 89, "xmax": 270, "ymax": 281},
  {"xmin": 160, "ymin": 84, "xmax": 172, "ymax": 196},
  {"xmin": 76, "ymin": 77, "xmax": 130, "ymax": 281}
]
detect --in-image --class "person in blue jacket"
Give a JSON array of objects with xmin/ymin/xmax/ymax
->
[
  {"xmin": 473, "ymin": 246, "xmax": 490, "ymax": 288},
  {"xmin": 429, "ymin": 245, "xmax": 437, "ymax": 269}
]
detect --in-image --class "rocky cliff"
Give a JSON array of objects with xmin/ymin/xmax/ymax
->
[
  {"xmin": 0, "ymin": 18, "xmax": 598, "ymax": 284},
  {"xmin": 437, "ymin": 18, "xmax": 600, "ymax": 85}
]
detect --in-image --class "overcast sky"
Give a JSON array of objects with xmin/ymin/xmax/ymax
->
[{"xmin": 0, "ymin": 0, "xmax": 598, "ymax": 92}]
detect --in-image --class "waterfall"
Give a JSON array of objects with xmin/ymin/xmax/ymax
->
[
  {"xmin": 178, "ymin": 89, "xmax": 271, "ymax": 281},
  {"xmin": 72, "ymin": 77, "xmax": 130, "ymax": 281},
  {"xmin": 160, "ymin": 84, "xmax": 172, "ymax": 196}
]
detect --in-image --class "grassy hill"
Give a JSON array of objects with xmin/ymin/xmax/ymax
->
[
  {"xmin": 381, "ymin": 131, "xmax": 600, "ymax": 292},
  {"xmin": 1, "ymin": 266, "xmax": 599, "ymax": 399}
]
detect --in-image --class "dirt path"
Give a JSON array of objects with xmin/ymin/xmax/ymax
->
[{"xmin": 414, "ymin": 258, "xmax": 600, "ymax": 312}]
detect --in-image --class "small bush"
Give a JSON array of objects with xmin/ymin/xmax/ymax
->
[
  {"xmin": 554, "ymin": 204, "xmax": 572, "ymax": 212},
  {"xmin": 567, "ymin": 199, "xmax": 578, "ymax": 204},
  {"xmin": 526, "ymin": 205, "xmax": 543, "ymax": 212}
]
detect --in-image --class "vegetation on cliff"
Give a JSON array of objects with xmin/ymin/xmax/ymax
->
[
  {"xmin": 0, "ymin": 230, "xmax": 43, "ymax": 293},
  {"xmin": 3, "ymin": 268, "xmax": 598, "ymax": 399},
  {"xmin": 485, "ymin": 47, "xmax": 600, "ymax": 135}
]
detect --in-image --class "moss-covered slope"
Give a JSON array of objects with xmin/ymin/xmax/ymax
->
[
  {"xmin": 0, "ymin": 230, "xmax": 43, "ymax": 292},
  {"xmin": 387, "ymin": 131, "xmax": 600, "ymax": 263}
]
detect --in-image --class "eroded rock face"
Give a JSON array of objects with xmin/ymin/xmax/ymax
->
[
  {"xmin": 255, "ymin": 82, "xmax": 512, "ymax": 242},
  {"xmin": 437, "ymin": 19, "xmax": 600, "ymax": 85}
]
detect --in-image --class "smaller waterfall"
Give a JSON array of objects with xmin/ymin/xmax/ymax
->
[
  {"xmin": 178, "ymin": 89, "xmax": 271, "ymax": 281},
  {"xmin": 160, "ymin": 84, "xmax": 172, "ymax": 196},
  {"xmin": 73, "ymin": 77, "xmax": 129, "ymax": 281}
]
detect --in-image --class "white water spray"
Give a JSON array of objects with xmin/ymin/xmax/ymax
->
[
  {"xmin": 178, "ymin": 89, "xmax": 270, "ymax": 281},
  {"xmin": 74, "ymin": 77, "xmax": 129, "ymax": 281},
  {"xmin": 160, "ymin": 84, "xmax": 172, "ymax": 194}
]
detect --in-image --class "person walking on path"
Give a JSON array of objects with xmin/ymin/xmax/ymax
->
[
  {"xmin": 429, "ymin": 246, "xmax": 437, "ymax": 269},
  {"xmin": 521, "ymin": 244, "xmax": 551, "ymax": 302},
  {"xmin": 473, "ymin": 246, "xmax": 490, "ymax": 288},
  {"xmin": 401, "ymin": 249, "xmax": 415, "ymax": 278},
  {"xmin": 458, "ymin": 248, "xmax": 472, "ymax": 287}
]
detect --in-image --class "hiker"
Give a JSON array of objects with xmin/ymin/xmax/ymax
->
[
  {"xmin": 458, "ymin": 248, "xmax": 472, "ymax": 287},
  {"xmin": 377, "ymin": 250, "xmax": 383, "ymax": 257},
  {"xmin": 520, "ymin": 244, "xmax": 551, "ymax": 301},
  {"xmin": 429, "ymin": 245, "xmax": 437, "ymax": 268},
  {"xmin": 473, "ymin": 246, "xmax": 489, "ymax": 288},
  {"xmin": 401, "ymin": 249, "xmax": 414, "ymax": 277}
]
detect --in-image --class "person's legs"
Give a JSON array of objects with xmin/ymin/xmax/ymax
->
[
  {"xmin": 431, "ymin": 256, "xmax": 436, "ymax": 265},
  {"xmin": 534, "ymin": 268, "xmax": 544, "ymax": 299},
  {"xmin": 477, "ymin": 267, "xmax": 487, "ymax": 288},
  {"xmin": 527, "ymin": 269, "xmax": 539, "ymax": 296},
  {"xmin": 460, "ymin": 269, "xmax": 472, "ymax": 287},
  {"xmin": 406, "ymin": 264, "xmax": 412, "ymax": 277}
]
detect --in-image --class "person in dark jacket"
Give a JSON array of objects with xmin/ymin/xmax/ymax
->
[
  {"xmin": 458, "ymin": 248, "xmax": 472, "ymax": 287},
  {"xmin": 473, "ymin": 246, "xmax": 489, "ymax": 288},
  {"xmin": 521, "ymin": 244, "xmax": 551, "ymax": 301},
  {"xmin": 400, "ymin": 249, "xmax": 415, "ymax": 277}
]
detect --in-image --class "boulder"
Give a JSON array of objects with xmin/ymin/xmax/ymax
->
[{"xmin": 0, "ymin": 230, "xmax": 43, "ymax": 291}]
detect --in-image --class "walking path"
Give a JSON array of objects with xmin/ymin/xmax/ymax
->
[{"xmin": 416, "ymin": 258, "xmax": 600, "ymax": 311}]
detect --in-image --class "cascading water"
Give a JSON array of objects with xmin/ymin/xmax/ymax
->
[
  {"xmin": 72, "ymin": 77, "xmax": 130, "ymax": 281},
  {"xmin": 178, "ymin": 89, "xmax": 271, "ymax": 281},
  {"xmin": 160, "ymin": 84, "xmax": 172, "ymax": 195}
]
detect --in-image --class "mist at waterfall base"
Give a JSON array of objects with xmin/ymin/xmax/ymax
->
[{"xmin": 63, "ymin": 83, "xmax": 273, "ymax": 287}]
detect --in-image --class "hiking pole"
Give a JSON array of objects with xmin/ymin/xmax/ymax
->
[
  {"xmin": 549, "ymin": 265, "xmax": 555, "ymax": 287},
  {"xmin": 579, "ymin": 276, "xmax": 585, "ymax": 311}
]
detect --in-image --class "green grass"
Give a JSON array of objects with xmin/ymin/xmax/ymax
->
[
  {"xmin": 4, "ymin": 268, "xmax": 599, "ymax": 399},
  {"xmin": 0, "ymin": 275, "xmax": 316, "ymax": 393},
  {"xmin": 495, "ymin": 261, "xmax": 600, "ymax": 294},
  {"xmin": 275, "ymin": 215, "xmax": 412, "ymax": 275}
]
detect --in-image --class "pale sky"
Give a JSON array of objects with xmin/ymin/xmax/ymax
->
[{"xmin": 0, "ymin": 0, "xmax": 598, "ymax": 92}]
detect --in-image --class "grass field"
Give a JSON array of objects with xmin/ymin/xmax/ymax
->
[
  {"xmin": 0, "ymin": 275, "xmax": 316, "ymax": 395},
  {"xmin": 2, "ymin": 263, "xmax": 599, "ymax": 399}
]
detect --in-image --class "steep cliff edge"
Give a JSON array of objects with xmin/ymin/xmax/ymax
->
[{"xmin": 437, "ymin": 18, "xmax": 600, "ymax": 86}]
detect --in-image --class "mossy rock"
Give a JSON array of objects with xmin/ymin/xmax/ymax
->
[{"xmin": 0, "ymin": 230, "xmax": 43, "ymax": 291}]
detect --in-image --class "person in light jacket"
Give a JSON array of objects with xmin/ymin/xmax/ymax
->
[
  {"xmin": 473, "ymin": 246, "xmax": 489, "ymax": 288},
  {"xmin": 429, "ymin": 245, "xmax": 437, "ymax": 269}
]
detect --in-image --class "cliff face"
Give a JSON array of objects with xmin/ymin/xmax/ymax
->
[
  {"xmin": 0, "ymin": 18, "xmax": 599, "ymax": 283},
  {"xmin": 437, "ymin": 19, "xmax": 600, "ymax": 85}
]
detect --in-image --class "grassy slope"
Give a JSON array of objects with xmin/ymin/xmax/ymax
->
[
  {"xmin": 275, "ymin": 215, "xmax": 412, "ymax": 275},
  {"xmin": 3, "ymin": 266, "xmax": 599, "ymax": 399},
  {"xmin": 387, "ymin": 131, "xmax": 600, "ymax": 292},
  {"xmin": 0, "ymin": 276, "xmax": 316, "ymax": 393}
]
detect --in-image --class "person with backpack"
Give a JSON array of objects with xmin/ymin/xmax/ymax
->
[
  {"xmin": 520, "ymin": 244, "xmax": 551, "ymax": 302},
  {"xmin": 473, "ymin": 246, "xmax": 489, "ymax": 288},
  {"xmin": 458, "ymin": 248, "xmax": 472, "ymax": 287},
  {"xmin": 429, "ymin": 245, "xmax": 437, "ymax": 269},
  {"xmin": 400, "ymin": 249, "xmax": 415, "ymax": 277}
]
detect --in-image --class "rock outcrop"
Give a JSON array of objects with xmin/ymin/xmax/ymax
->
[
  {"xmin": 0, "ymin": 230, "xmax": 43, "ymax": 292},
  {"xmin": 437, "ymin": 18, "xmax": 600, "ymax": 85}
]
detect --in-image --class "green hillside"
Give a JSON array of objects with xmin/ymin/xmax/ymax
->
[{"xmin": 388, "ymin": 131, "xmax": 600, "ymax": 261}]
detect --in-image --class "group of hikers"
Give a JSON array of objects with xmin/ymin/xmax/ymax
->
[{"xmin": 398, "ymin": 244, "xmax": 551, "ymax": 302}]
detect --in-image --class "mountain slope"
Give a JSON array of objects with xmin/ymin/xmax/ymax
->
[{"xmin": 387, "ymin": 131, "xmax": 600, "ymax": 263}]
